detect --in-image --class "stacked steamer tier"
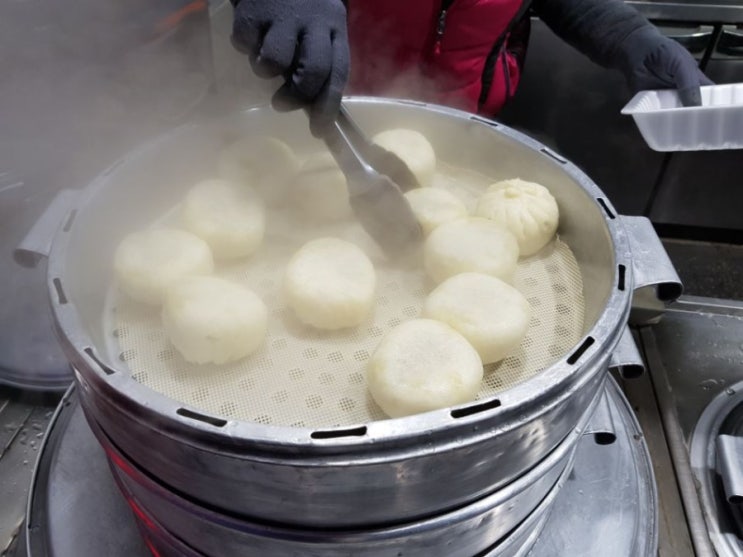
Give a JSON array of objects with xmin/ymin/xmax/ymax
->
[
  {"xmin": 26, "ymin": 381, "xmax": 657, "ymax": 556},
  {"xmin": 33, "ymin": 99, "xmax": 679, "ymax": 555}
]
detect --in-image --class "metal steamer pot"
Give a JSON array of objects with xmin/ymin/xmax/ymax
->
[
  {"xmin": 17, "ymin": 98, "xmax": 680, "ymax": 528},
  {"xmin": 93, "ymin": 387, "xmax": 592, "ymax": 557}
]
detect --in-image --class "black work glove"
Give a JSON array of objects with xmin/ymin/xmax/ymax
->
[
  {"xmin": 534, "ymin": 0, "xmax": 713, "ymax": 107},
  {"xmin": 619, "ymin": 27, "xmax": 713, "ymax": 106},
  {"xmin": 231, "ymin": 0, "xmax": 350, "ymax": 136}
]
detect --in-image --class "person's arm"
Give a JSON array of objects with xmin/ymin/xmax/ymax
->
[
  {"xmin": 532, "ymin": 0, "xmax": 712, "ymax": 105},
  {"xmin": 230, "ymin": 0, "xmax": 350, "ymax": 135}
]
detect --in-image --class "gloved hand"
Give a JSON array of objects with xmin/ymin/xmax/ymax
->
[
  {"xmin": 231, "ymin": 0, "xmax": 350, "ymax": 136},
  {"xmin": 620, "ymin": 28, "xmax": 713, "ymax": 106},
  {"xmin": 534, "ymin": 0, "xmax": 713, "ymax": 107}
]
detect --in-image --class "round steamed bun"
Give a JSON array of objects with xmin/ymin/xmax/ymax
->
[
  {"xmin": 423, "ymin": 273, "xmax": 531, "ymax": 364},
  {"xmin": 404, "ymin": 187, "xmax": 468, "ymax": 235},
  {"xmin": 162, "ymin": 276, "xmax": 268, "ymax": 365},
  {"xmin": 475, "ymin": 178, "xmax": 559, "ymax": 257},
  {"xmin": 293, "ymin": 152, "xmax": 353, "ymax": 221},
  {"xmin": 217, "ymin": 136, "xmax": 300, "ymax": 205},
  {"xmin": 423, "ymin": 217, "xmax": 519, "ymax": 284},
  {"xmin": 372, "ymin": 128, "xmax": 437, "ymax": 188},
  {"xmin": 181, "ymin": 179, "xmax": 265, "ymax": 260},
  {"xmin": 367, "ymin": 319, "xmax": 483, "ymax": 418},
  {"xmin": 114, "ymin": 228, "xmax": 214, "ymax": 305},
  {"xmin": 284, "ymin": 237, "xmax": 376, "ymax": 330}
]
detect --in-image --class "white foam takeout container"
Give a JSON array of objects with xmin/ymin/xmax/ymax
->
[{"xmin": 621, "ymin": 83, "xmax": 743, "ymax": 152}]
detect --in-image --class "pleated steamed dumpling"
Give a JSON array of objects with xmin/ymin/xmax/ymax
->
[
  {"xmin": 423, "ymin": 273, "xmax": 531, "ymax": 364},
  {"xmin": 372, "ymin": 128, "xmax": 437, "ymax": 188},
  {"xmin": 367, "ymin": 319, "xmax": 483, "ymax": 418},
  {"xmin": 284, "ymin": 238, "xmax": 376, "ymax": 330},
  {"xmin": 423, "ymin": 217, "xmax": 519, "ymax": 284},
  {"xmin": 114, "ymin": 228, "xmax": 214, "ymax": 306},
  {"xmin": 475, "ymin": 178, "xmax": 559, "ymax": 257},
  {"xmin": 181, "ymin": 178, "xmax": 265, "ymax": 261},
  {"xmin": 162, "ymin": 276, "xmax": 268, "ymax": 365}
]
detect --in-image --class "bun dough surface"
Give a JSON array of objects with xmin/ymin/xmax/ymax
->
[
  {"xmin": 114, "ymin": 228, "xmax": 214, "ymax": 305},
  {"xmin": 284, "ymin": 237, "xmax": 376, "ymax": 330},
  {"xmin": 367, "ymin": 319, "xmax": 483, "ymax": 418},
  {"xmin": 181, "ymin": 179, "xmax": 265, "ymax": 260},
  {"xmin": 404, "ymin": 187, "xmax": 468, "ymax": 235},
  {"xmin": 293, "ymin": 152, "xmax": 353, "ymax": 222},
  {"xmin": 217, "ymin": 136, "xmax": 300, "ymax": 205},
  {"xmin": 372, "ymin": 129, "xmax": 437, "ymax": 188},
  {"xmin": 162, "ymin": 276, "xmax": 268, "ymax": 365},
  {"xmin": 475, "ymin": 178, "xmax": 559, "ymax": 257},
  {"xmin": 423, "ymin": 273, "xmax": 531, "ymax": 364},
  {"xmin": 423, "ymin": 217, "xmax": 519, "ymax": 284}
]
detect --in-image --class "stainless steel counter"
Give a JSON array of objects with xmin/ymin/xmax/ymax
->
[
  {"xmin": 635, "ymin": 297, "xmax": 743, "ymax": 556},
  {"xmin": 628, "ymin": 1, "xmax": 743, "ymax": 24}
]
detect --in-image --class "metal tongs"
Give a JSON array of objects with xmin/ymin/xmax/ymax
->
[{"xmin": 314, "ymin": 105, "xmax": 423, "ymax": 257}]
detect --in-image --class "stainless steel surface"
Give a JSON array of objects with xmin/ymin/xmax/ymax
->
[
  {"xmin": 646, "ymin": 330, "xmax": 717, "ymax": 557},
  {"xmin": 642, "ymin": 296, "xmax": 743, "ymax": 440},
  {"xmin": 15, "ymin": 191, "xmax": 82, "ymax": 269},
  {"xmin": 101, "ymin": 399, "xmax": 580, "ymax": 557},
  {"xmin": 621, "ymin": 215, "xmax": 684, "ymax": 325},
  {"xmin": 583, "ymin": 388, "xmax": 617, "ymax": 444},
  {"xmin": 37, "ymin": 98, "xmax": 652, "ymax": 527},
  {"xmin": 0, "ymin": 390, "xmax": 57, "ymax": 555},
  {"xmin": 628, "ymin": 1, "xmax": 743, "ymax": 25},
  {"xmin": 623, "ymin": 216, "xmax": 684, "ymax": 302},
  {"xmin": 529, "ymin": 378, "xmax": 658, "ymax": 557},
  {"xmin": 23, "ymin": 378, "xmax": 657, "ymax": 557},
  {"xmin": 717, "ymin": 434, "xmax": 743, "ymax": 503},
  {"xmin": 111, "ymin": 446, "xmax": 567, "ymax": 557},
  {"xmin": 25, "ymin": 387, "xmax": 149, "ymax": 557},
  {"xmin": 609, "ymin": 325, "xmax": 645, "ymax": 379},
  {"xmin": 619, "ymin": 363, "xmax": 696, "ymax": 556},
  {"xmin": 639, "ymin": 295, "xmax": 743, "ymax": 557},
  {"xmin": 690, "ymin": 385, "xmax": 743, "ymax": 557},
  {"xmin": 689, "ymin": 377, "xmax": 743, "ymax": 557}
]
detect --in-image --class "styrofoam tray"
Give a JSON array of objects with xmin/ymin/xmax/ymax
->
[{"xmin": 621, "ymin": 83, "xmax": 743, "ymax": 152}]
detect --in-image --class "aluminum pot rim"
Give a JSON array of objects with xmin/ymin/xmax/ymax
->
[{"xmin": 47, "ymin": 96, "xmax": 634, "ymax": 451}]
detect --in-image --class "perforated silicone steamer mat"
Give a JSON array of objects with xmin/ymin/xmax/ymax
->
[{"xmin": 106, "ymin": 162, "xmax": 585, "ymax": 428}]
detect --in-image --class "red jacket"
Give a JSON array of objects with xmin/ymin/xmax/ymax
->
[{"xmin": 346, "ymin": 0, "xmax": 531, "ymax": 116}]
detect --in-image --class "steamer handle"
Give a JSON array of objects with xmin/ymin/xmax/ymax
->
[
  {"xmin": 583, "ymin": 388, "xmax": 617, "ymax": 445},
  {"xmin": 716, "ymin": 435, "xmax": 743, "ymax": 505},
  {"xmin": 620, "ymin": 215, "xmax": 683, "ymax": 326},
  {"xmin": 608, "ymin": 326, "xmax": 645, "ymax": 379},
  {"xmin": 14, "ymin": 189, "xmax": 82, "ymax": 268},
  {"xmin": 621, "ymin": 215, "xmax": 682, "ymax": 302}
]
